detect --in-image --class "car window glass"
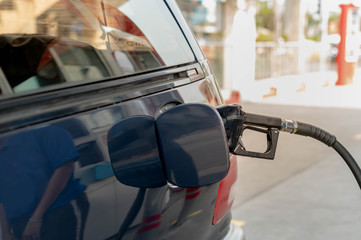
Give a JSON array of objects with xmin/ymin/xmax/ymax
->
[{"xmin": 0, "ymin": 0, "xmax": 195, "ymax": 94}]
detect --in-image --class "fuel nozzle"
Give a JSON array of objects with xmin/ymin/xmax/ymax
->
[
  {"xmin": 216, "ymin": 104, "xmax": 336, "ymax": 160},
  {"xmin": 216, "ymin": 104, "xmax": 280, "ymax": 159}
]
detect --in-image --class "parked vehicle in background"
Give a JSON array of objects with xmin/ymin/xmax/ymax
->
[{"xmin": 0, "ymin": 0, "xmax": 244, "ymax": 239}]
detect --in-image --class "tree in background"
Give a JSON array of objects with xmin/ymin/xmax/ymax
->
[
  {"xmin": 255, "ymin": 0, "xmax": 274, "ymax": 41},
  {"xmin": 305, "ymin": 12, "xmax": 321, "ymax": 41}
]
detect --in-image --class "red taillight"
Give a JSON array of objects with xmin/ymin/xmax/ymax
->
[{"xmin": 212, "ymin": 155, "xmax": 238, "ymax": 225}]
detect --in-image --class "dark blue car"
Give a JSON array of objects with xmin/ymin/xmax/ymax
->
[{"xmin": 0, "ymin": 0, "xmax": 244, "ymax": 239}]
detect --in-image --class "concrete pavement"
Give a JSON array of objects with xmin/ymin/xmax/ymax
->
[{"xmin": 230, "ymin": 72, "xmax": 361, "ymax": 240}]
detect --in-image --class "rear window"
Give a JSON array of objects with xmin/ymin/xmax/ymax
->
[{"xmin": 0, "ymin": 0, "xmax": 195, "ymax": 95}]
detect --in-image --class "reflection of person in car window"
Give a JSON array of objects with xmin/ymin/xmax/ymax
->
[{"xmin": 0, "ymin": 126, "xmax": 89, "ymax": 240}]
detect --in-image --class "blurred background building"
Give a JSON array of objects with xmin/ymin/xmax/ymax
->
[{"xmin": 176, "ymin": 0, "xmax": 361, "ymax": 102}]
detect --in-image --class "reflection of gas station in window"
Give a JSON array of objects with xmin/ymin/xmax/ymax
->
[
  {"xmin": 35, "ymin": 0, "xmax": 164, "ymax": 66},
  {"xmin": 0, "ymin": 0, "xmax": 195, "ymax": 94}
]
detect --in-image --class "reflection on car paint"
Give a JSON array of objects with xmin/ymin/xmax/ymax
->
[
  {"xmin": 0, "ymin": 0, "xmax": 195, "ymax": 95},
  {"xmin": 0, "ymin": 0, "xmax": 241, "ymax": 239},
  {"xmin": 0, "ymin": 75, "xmax": 230, "ymax": 240},
  {"xmin": 0, "ymin": 126, "xmax": 89, "ymax": 240}
]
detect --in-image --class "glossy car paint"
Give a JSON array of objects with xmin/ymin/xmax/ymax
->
[
  {"xmin": 156, "ymin": 103, "xmax": 230, "ymax": 187},
  {"xmin": 108, "ymin": 115, "xmax": 165, "ymax": 188},
  {"xmin": 0, "ymin": 77, "xmax": 231, "ymax": 240},
  {"xmin": 0, "ymin": 0, "xmax": 244, "ymax": 239}
]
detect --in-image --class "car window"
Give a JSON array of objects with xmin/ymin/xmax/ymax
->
[{"xmin": 0, "ymin": 0, "xmax": 195, "ymax": 95}]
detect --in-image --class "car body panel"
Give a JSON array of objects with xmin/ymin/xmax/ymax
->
[
  {"xmin": 0, "ymin": 78, "xmax": 231, "ymax": 240},
  {"xmin": 0, "ymin": 0, "xmax": 243, "ymax": 239}
]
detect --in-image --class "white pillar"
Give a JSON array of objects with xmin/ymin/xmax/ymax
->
[{"xmin": 225, "ymin": 0, "xmax": 257, "ymax": 101}]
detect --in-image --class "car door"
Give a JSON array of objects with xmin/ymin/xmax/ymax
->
[{"xmin": 0, "ymin": 0, "xmax": 234, "ymax": 240}]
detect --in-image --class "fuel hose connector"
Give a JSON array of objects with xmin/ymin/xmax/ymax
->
[
  {"xmin": 280, "ymin": 119, "xmax": 337, "ymax": 147},
  {"xmin": 280, "ymin": 119, "xmax": 298, "ymax": 134}
]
